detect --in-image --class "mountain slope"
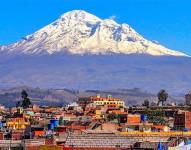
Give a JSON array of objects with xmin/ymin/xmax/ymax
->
[
  {"xmin": 0, "ymin": 54, "xmax": 191, "ymax": 95},
  {"xmin": 0, "ymin": 10, "xmax": 187, "ymax": 56}
]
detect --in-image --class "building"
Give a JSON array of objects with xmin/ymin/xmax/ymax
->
[
  {"xmin": 174, "ymin": 111, "xmax": 191, "ymax": 131},
  {"xmin": 127, "ymin": 114, "xmax": 141, "ymax": 124},
  {"xmin": 77, "ymin": 97, "xmax": 92, "ymax": 110},
  {"xmin": 91, "ymin": 95, "xmax": 125, "ymax": 109},
  {"xmin": 6, "ymin": 118, "xmax": 29, "ymax": 130}
]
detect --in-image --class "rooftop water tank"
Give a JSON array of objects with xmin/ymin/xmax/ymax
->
[
  {"xmin": 48, "ymin": 123, "xmax": 54, "ymax": 130},
  {"xmin": 50, "ymin": 119, "xmax": 59, "ymax": 127},
  {"xmin": 141, "ymin": 114, "xmax": 148, "ymax": 122}
]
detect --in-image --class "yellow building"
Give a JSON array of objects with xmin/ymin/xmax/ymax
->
[
  {"xmin": 94, "ymin": 109, "xmax": 102, "ymax": 119},
  {"xmin": 91, "ymin": 95, "xmax": 125, "ymax": 108},
  {"xmin": 6, "ymin": 118, "xmax": 29, "ymax": 130}
]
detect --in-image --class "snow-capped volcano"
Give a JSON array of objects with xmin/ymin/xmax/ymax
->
[{"xmin": 0, "ymin": 10, "xmax": 187, "ymax": 56}]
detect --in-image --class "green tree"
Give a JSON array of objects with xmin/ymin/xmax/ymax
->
[
  {"xmin": 142, "ymin": 99, "xmax": 150, "ymax": 108},
  {"xmin": 16, "ymin": 101, "xmax": 21, "ymax": 107},
  {"xmin": 21, "ymin": 90, "xmax": 31, "ymax": 109},
  {"xmin": 29, "ymin": 117, "xmax": 38, "ymax": 125},
  {"xmin": 157, "ymin": 89, "xmax": 168, "ymax": 106},
  {"xmin": 59, "ymin": 116, "xmax": 63, "ymax": 125},
  {"xmin": 144, "ymin": 109, "xmax": 166, "ymax": 125}
]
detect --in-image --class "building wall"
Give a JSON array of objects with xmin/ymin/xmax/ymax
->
[
  {"xmin": 7, "ymin": 118, "xmax": 29, "ymax": 130},
  {"xmin": 127, "ymin": 114, "xmax": 141, "ymax": 124},
  {"xmin": 94, "ymin": 100, "xmax": 125, "ymax": 108},
  {"xmin": 39, "ymin": 145, "xmax": 63, "ymax": 150},
  {"xmin": 34, "ymin": 131, "xmax": 45, "ymax": 137},
  {"xmin": 174, "ymin": 112, "xmax": 191, "ymax": 131},
  {"xmin": 185, "ymin": 112, "xmax": 191, "ymax": 130},
  {"xmin": 12, "ymin": 131, "xmax": 23, "ymax": 140}
]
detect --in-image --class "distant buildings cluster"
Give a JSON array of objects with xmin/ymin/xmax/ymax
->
[{"xmin": 0, "ymin": 94, "xmax": 190, "ymax": 149}]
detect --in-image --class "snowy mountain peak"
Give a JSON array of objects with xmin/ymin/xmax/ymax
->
[
  {"xmin": 0, "ymin": 10, "xmax": 187, "ymax": 56},
  {"xmin": 59, "ymin": 10, "xmax": 101, "ymax": 23}
]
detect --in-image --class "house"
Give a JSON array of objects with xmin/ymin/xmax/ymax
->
[
  {"xmin": 6, "ymin": 118, "xmax": 29, "ymax": 130},
  {"xmin": 174, "ymin": 111, "xmax": 191, "ymax": 131}
]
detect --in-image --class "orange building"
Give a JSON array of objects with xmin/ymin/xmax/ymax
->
[
  {"xmin": 127, "ymin": 114, "xmax": 141, "ymax": 124},
  {"xmin": 31, "ymin": 127, "xmax": 45, "ymax": 137},
  {"xmin": 111, "ymin": 110, "xmax": 127, "ymax": 115},
  {"xmin": 34, "ymin": 130, "xmax": 45, "ymax": 137},
  {"xmin": 39, "ymin": 145, "xmax": 63, "ymax": 150}
]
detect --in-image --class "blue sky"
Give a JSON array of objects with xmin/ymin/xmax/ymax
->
[{"xmin": 0, "ymin": 0, "xmax": 191, "ymax": 55}]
